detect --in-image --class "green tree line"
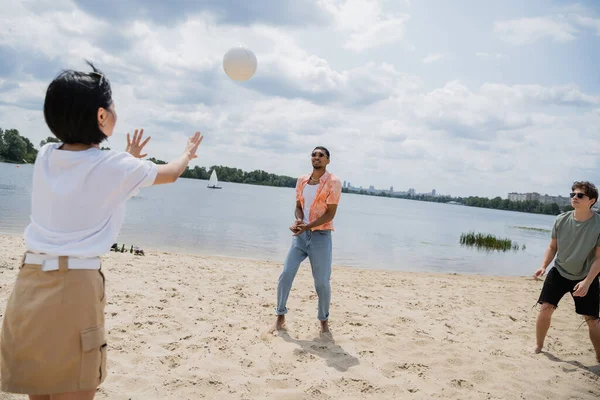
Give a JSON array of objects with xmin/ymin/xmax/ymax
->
[
  {"xmin": 459, "ymin": 196, "xmax": 566, "ymax": 215},
  {"xmin": 1, "ymin": 128, "xmax": 110, "ymax": 163},
  {"xmin": 148, "ymin": 158, "xmax": 297, "ymax": 188},
  {"xmin": 342, "ymin": 188, "xmax": 573, "ymax": 216},
  {"xmin": 0, "ymin": 128, "xmax": 39, "ymax": 163}
]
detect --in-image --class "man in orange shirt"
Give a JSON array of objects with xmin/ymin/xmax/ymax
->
[{"xmin": 273, "ymin": 146, "xmax": 342, "ymax": 334}]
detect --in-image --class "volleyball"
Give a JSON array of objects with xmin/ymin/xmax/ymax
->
[{"xmin": 223, "ymin": 46, "xmax": 257, "ymax": 82}]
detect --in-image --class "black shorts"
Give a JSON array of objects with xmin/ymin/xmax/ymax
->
[{"xmin": 537, "ymin": 267, "xmax": 600, "ymax": 317}]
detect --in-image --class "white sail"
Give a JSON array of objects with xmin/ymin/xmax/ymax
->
[{"xmin": 208, "ymin": 169, "xmax": 218, "ymax": 187}]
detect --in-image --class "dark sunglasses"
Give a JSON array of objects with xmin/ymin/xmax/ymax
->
[
  {"xmin": 311, "ymin": 152, "xmax": 327, "ymax": 158},
  {"xmin": 570, "ymin": 192, "xmax": 587, "ymax": 199}
]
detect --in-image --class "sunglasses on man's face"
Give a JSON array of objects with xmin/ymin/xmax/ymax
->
[
  {"xmin": 570, "ymin": 192, "xmax": 587, "ymax": 199},
  {"xmin": 311, "ymin": 152, "xmax": 327, "ymax": 158}
]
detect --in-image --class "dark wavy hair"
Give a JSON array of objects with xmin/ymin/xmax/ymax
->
[
  {"xmin": 572, "ymin": 181, "xmax": 598, "ymax": 208},
  {"xmin": 43, "ymin": 60, "xmax": 113, "ymax": 145}
]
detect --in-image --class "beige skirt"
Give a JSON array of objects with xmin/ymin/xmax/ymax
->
[{"xmin": 1, "ymin": 255, "xmax": 107, "ymax": 395}]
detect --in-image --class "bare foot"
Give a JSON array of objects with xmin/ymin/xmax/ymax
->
[
  {"xmin": 534, "ymin": 345, "xmax": 543, "ymax": 354},
  {"xmin": 320, "ymin": 320, "xmax": 330, "ymax": 334},
  {"xmin": 269, "ymin": 315, "xmax": 286, "ymax": 333}
]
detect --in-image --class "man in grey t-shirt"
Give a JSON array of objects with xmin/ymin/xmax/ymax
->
[{"xmin": 533, "ymin": 181, "xmax": 600, "ymax": 362}]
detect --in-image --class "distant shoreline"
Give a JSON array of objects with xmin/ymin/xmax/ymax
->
[
  {"xmin": 0, "ymin": 159, "xmax": 30, "ymax": 165},
  {"xmin": 0, "ymin": 160, "xmax": 571, "ymax": 217}
]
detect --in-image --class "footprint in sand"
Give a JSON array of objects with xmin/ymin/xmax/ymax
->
[
  {"xmin": 305, "ymin": 386, "xmax": 330, "ymax": 400},
  {"xmin": 496, "ymin": 361, "xmax": 518, "ymax": 371},
  {"xmin": 450, "ymin": 379, "xmax": 474, "ymax": 389},
  {"xmin": 161, "ymin": 354, "xmax": 182, "ymax": 369},
  {"xmin": 335, "ymin": 377, "xmax": 378, "ymax": 394},
  {"xmin": 162, "ymin": 342, "xmax": 181, "ymax": 351},
  {"xmin": 294, "ymin": 348, "xmax": 318, "ymax": 362},
  {"xmin": 470, "ymin": 370, "xmax": 488, "ymax": 383},
  {"xmin": 266, "ymin": 377, "xmax": 300, "ymax": 389},
  {"xmin": 185, "ymin": 344, "xmax": 204, "ymax": 352},
  {"xmin": 269, "ymin": 361, "xmax": 296, "ymax": 375},
  {"xmin": 358, "ymin": 350, "xmax": 375, "ymax": 357},
  {"xmin": 381, "ymin": 362, "xmax": 429, "ymax": 379},
  {"xmin": 310, "ymin": 344, "xmax": 329, "ymax": 352},
  {"xmin": 445, "ymin": 357, "xmax": 465, "ymax": 367},
  {"xmin": 393, "ymin": 316, "xmax": 415, "ymax": 326}
]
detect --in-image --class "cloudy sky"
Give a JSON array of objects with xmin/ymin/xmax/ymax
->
[{"xmin": 1, "ymin": 0, "xmax": 599, "ymax": 197}]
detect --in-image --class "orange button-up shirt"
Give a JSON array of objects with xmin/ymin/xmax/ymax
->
[{"xmin": 295, "ymin": 171, "xmax": 342, "ymax": 231}]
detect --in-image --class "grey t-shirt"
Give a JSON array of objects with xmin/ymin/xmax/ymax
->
[{"xmin": 552, "ymin": 211, "xmax": 600, "ymax": 280}]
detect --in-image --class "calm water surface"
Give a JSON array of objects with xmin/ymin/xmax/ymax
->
[{"xmin": 0, "ymin": 162, "xmax": 555, "ymax": 276}]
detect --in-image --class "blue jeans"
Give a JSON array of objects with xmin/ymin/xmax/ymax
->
[{"xmin": 276, "ymin": 230, "xmax": 332, "ymax": 321}]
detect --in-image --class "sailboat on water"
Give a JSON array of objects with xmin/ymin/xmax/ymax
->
[{"xmin": 207, "ymin": 169, "xmax": 222, "ymax": 189}]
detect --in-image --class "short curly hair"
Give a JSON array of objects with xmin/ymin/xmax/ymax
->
[{"xmin": 572, "ymin": 181, "xmax": 598, "ymax": 208}]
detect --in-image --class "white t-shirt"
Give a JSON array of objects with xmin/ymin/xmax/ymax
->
[
  {"xmin": 302, "ymin": 183, "xmax": 319, "ymax": 224},
  {"xmin": 23, "ymin": 143, "xmax": 158, "ymax": 258}
]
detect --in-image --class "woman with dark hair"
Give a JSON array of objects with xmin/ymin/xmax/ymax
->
[{"xmin": 0, "ymin": 61, "xmax": 203, "ymax": 400}]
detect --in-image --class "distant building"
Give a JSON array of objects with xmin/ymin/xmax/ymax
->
[
  {"xmin": 390, "ymin": 186, "xmax": 394, "ymax": 193},
  {"xmin": 538, "ymin": 194, "xmax": 569, "ymax": 206},
  {"xmin": 408, "ymin": 188, "xmax": 416, "ymax": 196},
  {"xmin": 507, "ymin": 192, "xmax": 522, "ymax": 202},
  {"xmin": 528, "ymin": 192, "xmax": 541, "ymax": 202},
  {"xmin": 431, "ymin": 189, "xmax": 436, "ymax": 197},
  {"xmin": 508, "ymin": 192, "xmax": 539, "ymax": 202},
  {"xmin": 508, "ymin": 191, "xmax": 569, "ymax": 206},
  {"xmin": 343, "ymin": 181, "xmax": 347, "ymax": 188}
]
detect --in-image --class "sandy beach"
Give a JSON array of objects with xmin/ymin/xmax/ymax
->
[{"xmin": 0, "ymin": 234, "xmax": 598, "ymax": 399}]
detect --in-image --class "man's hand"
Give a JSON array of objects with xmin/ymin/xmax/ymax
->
[
  {"xmin": 573, "ymin": 280, "xmax": 591, "ymax": 297},
  {"xmin": 126, "ymin": 128, "xmax": 151, "ymax": 158},
  {"xmin": 533, "ymin": 267, "xmax": 546, "ymax": 281},
  {"xmin": 293, "ymin": 225, "xmax": 309, "ymax": 236},
  {"xmin": 291, "ymin": 221, "xmax": 309, "ymax": 236},
  {"xmin": 289, "ymin": 219, "xmax": 304, "ymax": 233}
]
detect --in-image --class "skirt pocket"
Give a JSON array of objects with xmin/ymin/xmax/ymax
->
[
  {"xmin": 98, "ymin": 269, "xmax": 106, "ymax": 302},
  {"xmin": 79, "ymin": 325, "xmax": 107, "ymax": 389}
]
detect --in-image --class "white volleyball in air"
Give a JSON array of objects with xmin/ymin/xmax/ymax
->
[{"xmin": 223, "ymin": 46, "xmax": 257, "ymax": 82}]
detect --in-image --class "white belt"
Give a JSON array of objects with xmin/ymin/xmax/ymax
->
[{"xmin": 24, "ymin": 253, "xmax": 101, "ymax": 271}]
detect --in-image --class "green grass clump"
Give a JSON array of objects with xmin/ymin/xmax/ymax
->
[{"xmin": 460, "ymin": 232, "xmax": 523, "ymax": 252}]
